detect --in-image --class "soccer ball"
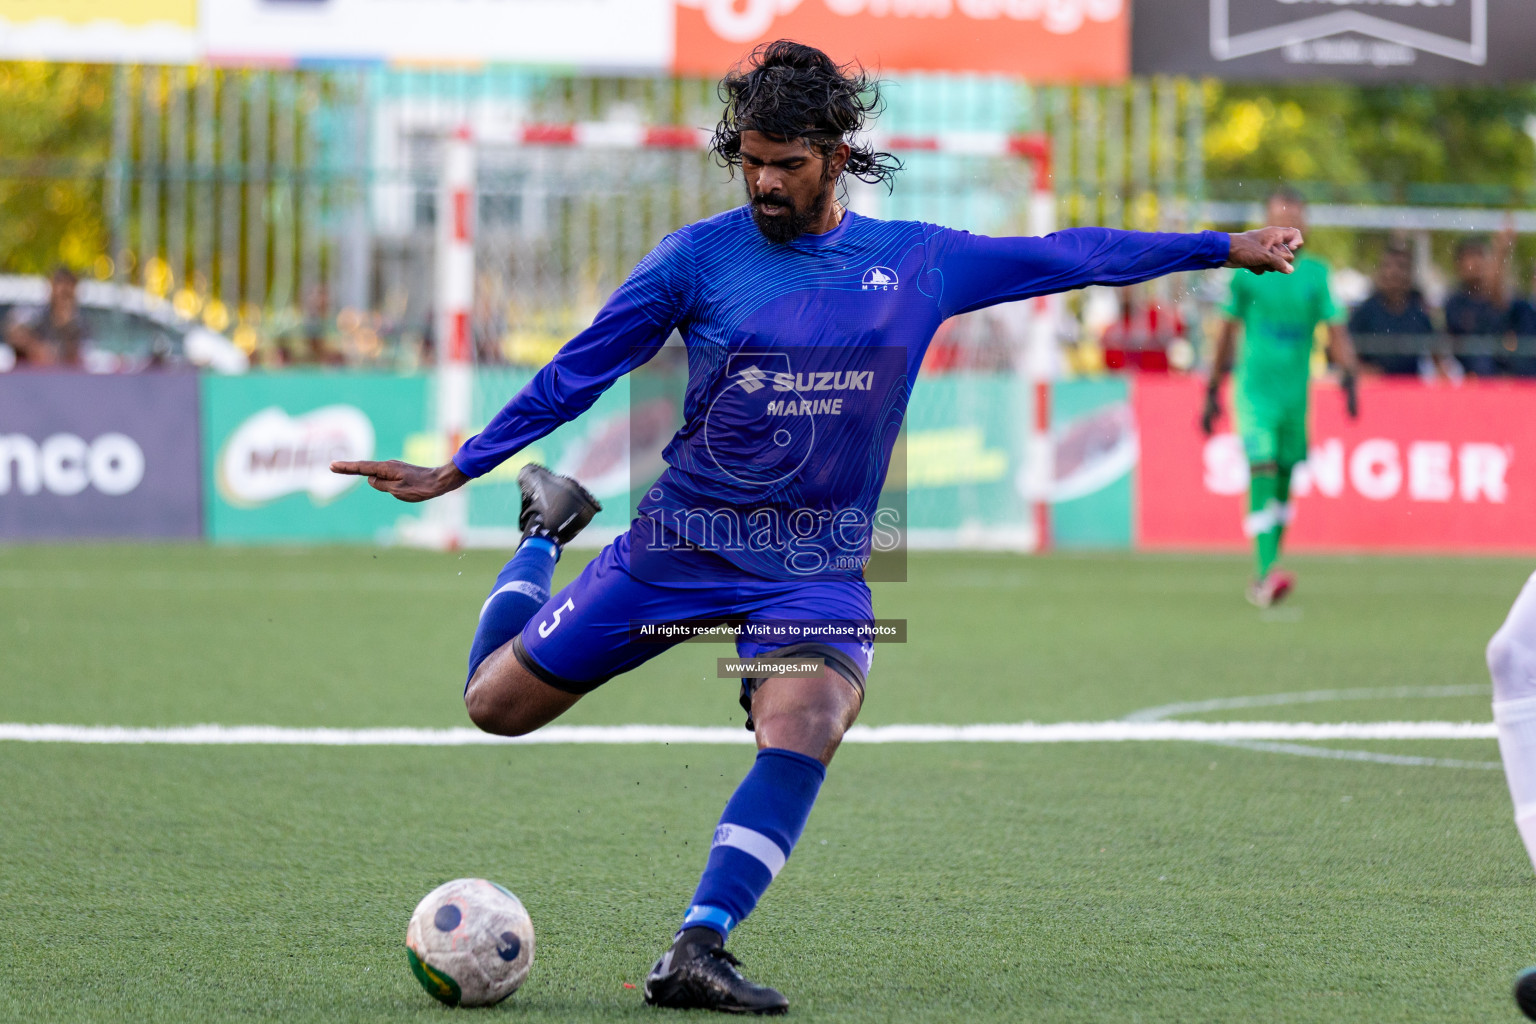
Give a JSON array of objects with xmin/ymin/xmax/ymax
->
[{"xmin": 405, "ymin": 878, "xmax": 535, "ymax": 1006}]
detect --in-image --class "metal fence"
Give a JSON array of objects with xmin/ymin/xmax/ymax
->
[
  {"xmin": 7, "ymin": 64, "xmax": 1213, "ymax": 367},
  {"xmin": 97, "ymin": 65, "xmax": 371, "ymax": 346}
]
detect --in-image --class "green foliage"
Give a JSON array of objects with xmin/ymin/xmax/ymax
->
[
  {"xmin": 1206, "ymin": 81, "xmax": 1536, "ymax": 200},
  {"xmin": 0, "ymin": 62, "xmax": 113, "ymax": 275},
  {"xmin": 1204, "ymin": 82, "xmax": 1536, "ymax": 268}
]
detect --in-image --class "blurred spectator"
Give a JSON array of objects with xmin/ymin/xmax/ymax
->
[
  {"xmin": 261, "ymin": 287, "xmax": 348, "ymax": 366},
  {"xmin": 1444, "ymin": 236, "xmax": 1507, "ymax": 376},
  {"xmin": 1508, "ymin": 265, "xmax": 1536, "ymax": 377},
  {"xmin": 473, "ymin": 286, "xmax": 508, "ymax": 365},
  {"xmin": 6, "ymin": 266, "xmax": 89, "ymax": 367},
  {"xmin": 921, "ymin": 304, "xmax": 1024, "ymax": 374},
  {"xmin": 1100, "ymin": 284, "xmax": 1185, "ymax": 372},
  {"xmin": 1347, "ymin": 247, "xmax": 1434, "ymax": 376},
  {"xmin": 299, "ymin": 285, "xmax": 344, "ymax": 366}
]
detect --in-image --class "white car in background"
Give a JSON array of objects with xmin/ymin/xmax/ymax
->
[{"xmin": 0, "ymin": 274, "xmax": 248, "ymax": 373}]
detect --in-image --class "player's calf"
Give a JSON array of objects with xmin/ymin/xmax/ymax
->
[
  {"xmin": 1490, "ymin": 572, "xmax": 1536, "ymax": 873},
  {"xmin": 645, "ymin": 669, "xmax": 862, "ymax": 1013},
  {"xmin": 1491, "ymin": 573, "xmax": 1536, "ymax": 1020},
  {"xmin": 461, "ymin": 463, "xmax": 600, "ymax": 736}
]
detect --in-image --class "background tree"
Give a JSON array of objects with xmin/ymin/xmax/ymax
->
[
  {"xmin": 0, "ymin": 62, "xmax": 113, "ymax": 275},
  {"xmin": 1205, "ymin": 82, "xmax": 1536, "ymax": 270}
]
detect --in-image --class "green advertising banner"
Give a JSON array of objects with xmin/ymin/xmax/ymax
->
[
  {"xmin": 903, "ymin": 373, "xmax": 1033, "ymax": 543},
  {"xmin": 202, "ymin": 372, "xmax": 430, "ymax": 542},
  {"xmin": 195, "ymin": 368, "xmax": 1129, "ymax": 549},
  {"xmin": 468, "ymin": 368, "xmax": 1039, "ymax": 547},
  {"xmin": 1050, "ymin": 377, "xmax": 1135, "ymax": 550},
  {"xmin": 465, "ymin": 368, "xmax": 637, "ymax": 540}
]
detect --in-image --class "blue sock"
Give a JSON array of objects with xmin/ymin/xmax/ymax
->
[
  {"xmin": 465, "ymin": 537, "xmax": 559, "ymax": 686},
  {"xmin": 680, "ymin": 748, "xmax": 827, "ymax": 941}
]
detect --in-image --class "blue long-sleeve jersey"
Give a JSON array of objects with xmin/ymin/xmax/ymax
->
[{"xmin": 456, "ymin": 207, "xmax": 1229, "ymax": 580}]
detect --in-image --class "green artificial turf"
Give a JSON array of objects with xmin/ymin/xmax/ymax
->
[{"xmin": 1, "ymin": 545, "xmax": 1532, "ymax": 1022}]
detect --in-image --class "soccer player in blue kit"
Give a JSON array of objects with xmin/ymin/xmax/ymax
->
[{"xmin": 334, "ymin": 41, "xmax": 1302, "ymax": 1014}]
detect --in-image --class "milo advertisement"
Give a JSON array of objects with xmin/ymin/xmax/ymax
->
[{"xmin": 202, "ymin": 372, "xmax": 430, "ymax": 542}]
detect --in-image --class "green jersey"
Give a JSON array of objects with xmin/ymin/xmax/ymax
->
[{"xmin": 1221, "ymin": 254, "xmax": 1341, "ymax": 407}]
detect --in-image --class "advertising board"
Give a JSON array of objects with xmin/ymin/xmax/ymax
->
[
  {"xmin": 202, "ymin": 373, "xmax": 428, "ymax": 542},
  {"xmin": 201, "ymin": 0, "xmax": 672, "ymax": 69},
  {"xmin": 1135, "ymin": 376, "xmax": 1536, "ymax": 553},
  {"xmin": 675, "ymin": 0, "xmax": 1128, "ymax": 78},
  {"xmin": 1133, "ymin": 0, "xmax": 1536, "ymax": 82},
  {"xmin": 0, "ymin": 0, "xmax": 198, "ymax": 62},
  {"xmin": 0, "ymin": 373, "xmax": 202, "ymax": 540}
]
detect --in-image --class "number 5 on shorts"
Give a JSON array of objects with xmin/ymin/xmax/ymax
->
[{"xmin": 537, "ymin": 597, "xmax": 575, "ymax": 638}]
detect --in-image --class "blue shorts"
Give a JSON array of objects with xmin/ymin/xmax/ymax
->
[{"xmin": 514, "ymin": 517, "xmax": 875, "ymax": 717}]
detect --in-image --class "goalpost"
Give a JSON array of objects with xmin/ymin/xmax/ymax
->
[{"xmin": 417, "ymin": 122, "xmax": 1057, "ymax": 553}]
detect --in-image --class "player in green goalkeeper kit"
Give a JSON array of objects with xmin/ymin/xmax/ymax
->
[{"xmin": 1202, "ymin": 187, "xmax": 1360, "ymax": 607}]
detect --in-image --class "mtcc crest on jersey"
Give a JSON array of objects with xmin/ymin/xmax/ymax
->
[{"xmin": 861, "ymin": 266, "xmax": 899, "ymax": 291}]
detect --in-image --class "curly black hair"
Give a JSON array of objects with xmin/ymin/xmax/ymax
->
[{"xmin": 710, "ymin": 40, "xmax": 901, "ymax": 193}]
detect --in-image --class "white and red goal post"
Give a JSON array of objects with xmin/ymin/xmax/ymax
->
[{"xmin": 427, "ymin": 123, "xmax": 1058, "ymax": 552}]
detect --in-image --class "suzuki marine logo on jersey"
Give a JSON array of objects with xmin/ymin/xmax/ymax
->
[
  {"xmin": 733, "ymin": 366, "xmax": 875, "ymax": 394},
  {"xmin": 861, "ymin": 266, "xmax": 899, "ymax": 291},
  {"xmin": 734, "ymin": 365, "xmax": 769, "ymax": 393}
]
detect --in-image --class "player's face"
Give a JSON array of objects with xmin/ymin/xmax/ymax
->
[
  {"xmin": 1265, "ymin": 199, "xmax": 1306, "ymax": 232},
  {"xmin": 739, "ymin": 130, "xmax": 838, "ymax": 243}
]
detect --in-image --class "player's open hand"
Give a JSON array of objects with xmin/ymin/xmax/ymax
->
[
  {"xmin": 1226, "ymin": 227, "xmax": 1304, "ymax": 275},
  {"xmin": 330, "ymin": 459, "xmax": 469, "ymax": 503}
]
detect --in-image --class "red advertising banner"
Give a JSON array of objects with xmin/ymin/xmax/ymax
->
[
  {"xmin": 673, "ymin": 0, "xmax": 1128, "ymax": 79},
  {"xmin": 1135, "ymin": 376, "xmax": 1536, "ymax": 554}
]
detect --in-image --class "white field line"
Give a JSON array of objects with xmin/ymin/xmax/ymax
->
[
  {"xmin": 1124, "ymin": 686, "xmax": 1502, "ymax": 770},
  {"xmin": 1204, "ymin": 739, "xmax": 1500, "ymax": 771},
  {"xmin": 1124, "ymin": 684, "xmax": 1490, "ymax": 722},
  {"xmin": 0, "ymin": 721, "xmax": 1497, "ymax": 746}
]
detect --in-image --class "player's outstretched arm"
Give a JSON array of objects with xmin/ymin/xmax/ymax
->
[
  {"xmin": 933, "ymin": 225, "xmax": 1251, "ymax": 319},
  {"xmin": 330, "ymin": 459, "xmax": 468, "ymax": 503},
  {"xmin": 1226, "ymin": 227, "xmax": 1303, "ymax": 275}
]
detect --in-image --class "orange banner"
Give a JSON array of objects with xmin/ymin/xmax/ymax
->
[{"xmin": 673, "ymin": 0, "xmax": 1128, "ymax": 80}]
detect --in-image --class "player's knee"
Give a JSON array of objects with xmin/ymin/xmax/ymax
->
[
  {"xmin": 463, "ymin": 674, "xmax": 532, "ymax": 737},
  {"xmin": 753, "ymin": 706, "xmax": 849, "ymax": 766},
  {"xmin": 752, "ymin": 676, "xmax": 861, "ymax": 761},
  {"xmin": 758, "ymin": 701, "xmax": 848, "ymax": 740},
  {"xmin": 1489, "ymin": 627, "xmax": 1535, "ymax": 703}
]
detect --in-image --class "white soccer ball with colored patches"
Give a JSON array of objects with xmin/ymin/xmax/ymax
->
[{"xmin": 405, "ymin": 878, "xmax": 535, "ymax": 1006}]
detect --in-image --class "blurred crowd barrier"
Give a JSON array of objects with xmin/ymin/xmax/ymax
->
[
  {"xmin": 12, "ymin": 61, "xmax": 1535, "ymax": 386},
  {"xmin": 0, "ymin": 64, "xmax": 1205, "ymax": 371},
  {"xmin": 3, "ymin": 370, "xmax": 1532, "ymax": 553}
]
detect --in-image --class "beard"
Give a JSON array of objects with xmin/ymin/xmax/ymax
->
[{"xmin": 749, "ymin": 179, "xmax": 833, "ymax": 244}]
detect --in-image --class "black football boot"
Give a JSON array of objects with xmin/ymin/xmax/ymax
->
[
  {"xmin": 516, "ymin": 463, "xmax": 601, "ymax": 546},
  {"xmin": 643, "ymin": 928, "xmax": 788, "ymax": 1015}
]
